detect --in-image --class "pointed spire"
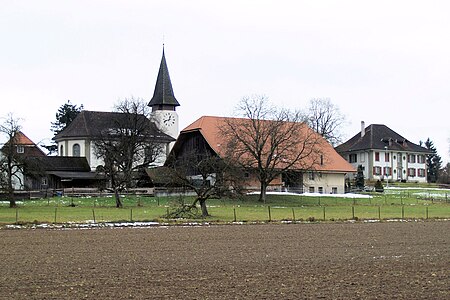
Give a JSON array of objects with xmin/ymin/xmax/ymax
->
[{"xmin": 148, "ymin": 47, "xmax": 180, "ymax": 108}]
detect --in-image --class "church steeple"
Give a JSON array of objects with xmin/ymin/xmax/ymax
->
[{"xmin": 148, "ymin": 47, "xmax": 180, "ymax": 111}]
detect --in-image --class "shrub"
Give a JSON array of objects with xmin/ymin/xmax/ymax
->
[{"xmin": 374, "ymin": 180, "xmax": 384, "ymax": 192}]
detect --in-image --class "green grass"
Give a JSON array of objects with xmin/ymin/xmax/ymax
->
[{"xmin": 1, "ymin": 189, "xmax": 449, "ymax": 225}]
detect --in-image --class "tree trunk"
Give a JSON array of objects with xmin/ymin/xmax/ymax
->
[
  {"xmin": 114, "ymin": 189, "xmax": 122, "ymax": 208},
  {"xmin": 8, "ymin": 189, "xmax": 16, "ymax": 208},
  {"xmin": 199, "ymin": 198, "xmax": 209, "ymax": 217},
  {"xmin": 259, "ymin": 182, "xmax": 267, "ymax": 203},
  {"xmin": 9, "ymin": 199, "xmax": 16, "ymax": 208}
]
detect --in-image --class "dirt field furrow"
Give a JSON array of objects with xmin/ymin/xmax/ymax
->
[{"xmin": 0, "ymin": 221, "xmax": 449, "ymax": 299}]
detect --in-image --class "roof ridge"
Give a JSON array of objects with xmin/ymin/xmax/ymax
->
[{"xmin": 81, "ymin": 111, "xmax": 90, "ymax": 136}]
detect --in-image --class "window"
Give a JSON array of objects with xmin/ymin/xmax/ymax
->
[
  {"xmin": 332, "ymin": 187, "xmax": 338, "ymax": 194},
  {"xmin": 375, "ymin": 152, "xmax": 380, "ymax": 161},
  {"xmin": 408, "ymin": 168, "xmax": 416, "ymax": 177},
  {"xmin": 72, "ymin": 144, "xmax": 81, "ymax": 157},
  {"xmin": 383, "ymin": 167, "xmax": 391, "ymax": 176},
  {"xmin": 17, "ymin": 145, "xmax": 24, "ymax": 153},
  {"xmin": 309, "ymin": 187, "xmax": 315, "ymax": 193},
  {"xmin": 349, "ymin": 154, "xmax": 357, "ymax": 163},
  {"xmin": 318, "ymin": 187, "xmax": 323, "ymax": 194},
  {"xmin": 385, "ymin": 153, "xmax": 390, "ymax": 162},
  {"xmin": 408, "ymin": 154, "xmax": 416, "ymax": 163},
  {"xmin": 418, "ymin": 169, "xmax": 426, "ymax": 177},
  {"xmin": 41, "ymin": 177, "xmax": 47, "ymax": 186},
  {"xmin": 373, "ymin": 166, "xmax": 382, "ymax": 175},
  {"xmin": 308, "ymin": 172, "xmax": 315, "ymax": 180},
  {"xmin": 417, "ymin": 155, "xmax": 425, "ymax": 164},
  {"xmin": 60, "ymin": 145, "xmax": 64, "ymax": 156}
]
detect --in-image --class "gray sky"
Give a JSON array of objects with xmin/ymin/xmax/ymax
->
[{"xmin": 1, "ymin": 0, "xmax": 449, "ymax": 162}]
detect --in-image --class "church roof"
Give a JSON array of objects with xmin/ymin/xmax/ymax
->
[
  {"xmin": 53, "ymin": 110, "xmax": 174, "ymax": 142},
  {"xmin": 148, "ymin": 49, "xmax": 180, "ymax": 107},
  {"xmin": 335, "ymin": 124, "xmax": 430, "ymax": 154},
  {"xmin": 172, "ymin": 116, "xmax": 355, "ymax": 173}
]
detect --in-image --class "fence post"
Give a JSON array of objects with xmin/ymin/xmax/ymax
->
[
  {"xmin": 352, "ymin": 206, "xmax": 355, "ymax": 220},
  {"xmin": 268, "ymin": 206, "xmax": 271, "ymax": 222},
  {"xmin": 233, "ymin": 208, "xmax": 237, "ymax": 222},
  {"xmin": 292, "ymin": 208, "xmax": 295, "ymax": 221},
  {"xmin": 426, "ymin": 206, "xmax": 429, "ymax": 219},
  {"xmin": 92, "ymin": 209, "xmax": 96, "ymax": 223},
  {"xmin": 378, "ymin": 206, "xmax": 381, "ymax": 220},
  {"xmin": 323, "ymin": 206, "xmax": 326, "ymax": 221},
  {"xmin": 54, "ymin": 208, "xmax": 57, "ymax": 224}
]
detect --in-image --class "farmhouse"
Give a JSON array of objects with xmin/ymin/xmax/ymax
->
[
  {"xmin": 0, "ymin": 131, "xmax": 96, "ymax": 190},
  {"xmin": 168, "ymin": 116, "xmax": 356, "ymax": 194},
  {"xmin": 335, "ymin": 121, "xmax": 431, "ymax": 183}
]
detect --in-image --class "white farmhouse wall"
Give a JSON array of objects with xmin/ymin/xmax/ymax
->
[
  {"xmin": 343, "ymin": 150, "xmax": 427, "ymax": 183},
  {"xmin": 303, "ymin": 172, "xmax": 346, "ymax": 194}
]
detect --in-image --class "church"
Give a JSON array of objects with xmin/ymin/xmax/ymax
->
[{"xmin": 53, "ymin": 48, "xmax": 179, "ymax": 171}]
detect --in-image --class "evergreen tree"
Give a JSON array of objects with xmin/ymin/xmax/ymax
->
[
  {"xmin": 42, "ymin": 100, "xmax": 84, "ymax": 154},
  {"xmin": 424, "ymin": 138, "xmax": 442, "ymax": 183},
  {"xmin": 355, "ymin": 164, "xmax": 365, "ymax": 190},
  {"xmin": 51, "ymin": 100, "xmax": 84, "ymax": 134}
]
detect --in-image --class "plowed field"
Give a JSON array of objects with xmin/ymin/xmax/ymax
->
[{"xmin": 1, "ymin": 221, "xmax": 449, "ymax": 299}]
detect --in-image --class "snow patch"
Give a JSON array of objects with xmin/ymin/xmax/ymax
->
[{"xmin": 248, "ymin": 191, "xmax": 373, "ymax": 199}]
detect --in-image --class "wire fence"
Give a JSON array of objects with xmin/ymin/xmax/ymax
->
[{"xmin": 2, "ymin": 203, "xmax": 449, "ymax": 225}]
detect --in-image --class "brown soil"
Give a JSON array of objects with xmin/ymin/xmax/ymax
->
[{"xmin": 0, "ymin": 221, "xmax": 449, "ymax": 299}]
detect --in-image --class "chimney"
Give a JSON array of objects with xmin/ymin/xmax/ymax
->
[{"xmin": 361, "ymin": 121, "xmax": 365, "ymax": 137}]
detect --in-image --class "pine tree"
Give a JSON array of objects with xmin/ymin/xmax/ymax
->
[
  {"xmin": 355, "ymin": 164, "xmax": 365, "ymax": 190},
  {"xmin": 424, "ymin": 138, "xmax": 442, "ymax": 183},
  {"xmin": 42, "ymin": 100, "xmax": 84, "ymax": 154},
  {"xmin": 51, "ymin": 100, "xmax": 84, "ymax": 134}
]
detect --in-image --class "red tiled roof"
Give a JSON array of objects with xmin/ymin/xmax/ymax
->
[
  {"xmin": 14, "ymin": 131, "xmax": 36, "ymax": 145},
  {"xmin": 181, "ymin": 116, "xmax": 356, "ymax": 173}
]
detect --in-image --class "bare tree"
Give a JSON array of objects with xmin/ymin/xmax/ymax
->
[
  {"xmin": 0, "ymin": 114, "xmax": 24, "ymax": 207},
  {"xmin": 221, "ymin": 95, "xmax": 322, "ymax": 202},
  {"xmin": 304, "ymin": 98, "xmax": 346, "ymax": 146},
  {"xmin": 94, "ymin": 98, "xmax": 170, "ymax": 207},
  {"xmin": 162, "ymin": 150, "xmax": 234, "ymax": 217}
]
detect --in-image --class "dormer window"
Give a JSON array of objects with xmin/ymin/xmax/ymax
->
[{"xmin": 16, "ymin": 145, "xmax": 24, "ymax": 153}]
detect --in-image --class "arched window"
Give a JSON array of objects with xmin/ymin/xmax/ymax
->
[
  {"xmin": 72, "ymin": 144, "xmax": 81, "ymax": 157},
  {"xmin": 60, "ymin": 145, "xmax": 64, "ymax": 156}
]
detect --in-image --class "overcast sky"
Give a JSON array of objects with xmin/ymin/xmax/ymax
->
[{"xmin": 1, "ymin": 0, "xmax": 449, "ymax": 162}]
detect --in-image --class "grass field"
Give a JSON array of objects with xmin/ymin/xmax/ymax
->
[{"xmin": 1, "ymin": 187, "xmax": 449, "ymax": 225}]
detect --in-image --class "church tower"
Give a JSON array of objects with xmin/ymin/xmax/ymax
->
[{"xmin": 148, "ymin": 47, "xmax": 180, "ymax": 143}]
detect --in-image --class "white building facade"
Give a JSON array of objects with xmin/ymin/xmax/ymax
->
[{"xmin": 336, "ymin": 122, "xmax": 430, "ymax": 183}]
